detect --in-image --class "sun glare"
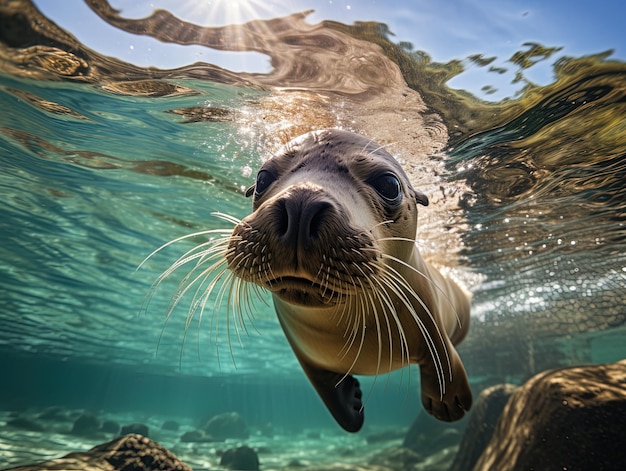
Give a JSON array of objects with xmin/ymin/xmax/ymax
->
[{"xmin": 165, "ymin": 0, "xmax": 289, "ymax": 27}]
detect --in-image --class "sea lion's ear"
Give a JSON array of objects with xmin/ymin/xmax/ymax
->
[
  {"xmin": 415, "ymin": 191, "xmax": 429, "ymax": 207},
  {"xmin": 245, "ymin": 185, "xmax": 255, "ymax": 198}
]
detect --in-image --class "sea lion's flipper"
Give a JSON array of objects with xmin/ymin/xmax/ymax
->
[
  {"xmin": 420, "ymin": 346, "xmax": 472, "ymax": 422},
  {"xmin": 299, "ymin": 361, "xmax": 364, "ymax": 432}
]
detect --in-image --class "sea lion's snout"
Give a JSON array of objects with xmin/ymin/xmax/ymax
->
[
  {"xmin": 227, "ymin": 183, "xmax": 378, "ymax": 308},
  {"xmin": 273, "ymin": 187, "xmax": 334, "ymax": 253}
]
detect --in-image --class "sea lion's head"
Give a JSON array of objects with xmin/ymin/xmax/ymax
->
[{"xmin": 226, "ymin": 129, "xmax": 429, "ymax": 308}]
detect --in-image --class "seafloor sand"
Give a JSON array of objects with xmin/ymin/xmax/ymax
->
[{"xmin": 0, "ymin": 408, "xmax": 456, "ymax": 470}]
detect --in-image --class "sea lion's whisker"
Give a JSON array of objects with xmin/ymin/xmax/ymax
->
[
  {"xmin": 177, "ymin": 266, "xmax": 230, "ymax": 369},
  {"xmin": 369, "ymin": 271, "xmax": 413, "ymax": 390},
  {"xmin": 377, "ymin": 267, "xmax": 445, "ymax": 388},
  {"xmin": 152, "ymin": 240, "xmax": 231, "ymax": 299},
  {"xmin": 227, "ymin": 250, "xmax": 254, "ymax": 277},
  {"xmin": 378, "ymin": 244, "xmax": 463, "ymax": 329},
  {"xmin": 241, "ymin": 280, "xmax": 264, "ymax": 329},
  {"xmin": 192, "ymin": 266, "xmax": 231, "ymax": 360},
  {"xmin": 336, "ymin": 278, "xmax": 369, "ymax": 384},
  {"xmin": 264, "ymin": 263, "xmax": 279, "ymax": 288},
  {"xmin": 184, "ymin": 267, "xmax": 231, "ymax": 358},
  {"xmin": 361, "ymin": 139, "xmax": 397, "ymax": 158},
  {"xmin": 367, "ymin": 270, "xmax": 411, "ymax": 372},
  {"xmin": 210, "ymin": 269, "xmax": 239, "ymax": 369},
  {"xmin": 367, "ymin": 219, "xmax": 395, "ymax": 234},
  {"xmin": 227, "ymin": 276, "xmax": 246, "ymax": 346},
  {"xmin": 158, "ymin": 247, "xmax": 229, "ymax": 311},
  {"xmin": 314, "ymin": 256, "xmax": 324, "ymax": 281},
  {"xmin": 379, "ymin": 254, "xmax": 447, "ymax": 328},
  {"xmin": 357, "ymin": 279, "xmax": 385, "ymax": 408},
  {"xmin": 368, "ymin": 271, "xmax": 416, "ymax": 399},
  {"xmin": 381, "ymin": 273, "xmax": 445, "ymax": 397},
  {"xmin": 378, "ymin": 267, "xmax": 448, "ymax": 398},
  {"xmin": 168, "ymin": 255, "xmax": 230, "ymax": 320},
  {"xmin": 210, "ymin": 211, "xmax": 242, "ymax": 226},
  {"xmin": 138, "ymin": 227, "xmax": 234, "ymax": 271},
  {"xmin": 352, "ymin": 262, "xmax": 399, "ymax": 377},
  {"xmin": 186, "ymin": 267, "xmax": 226, "ymax": 330},
  {"xmin": 232, "ymin": 276, "xmax": 259, "ymax": 338},
  {"xmin": 337, "ymin": 286, "xmax": 360, "ymax": 361},
  {"xmin": 330, "ymin": 278, "xmax": 349, "ymax": 322},
  {"xmin": 370, "ymin": 277, "xmax": 410, "ymax": 393},
  {"xmin": 361, "ymin": 138, "xmax": 376, "ymax": 155}
]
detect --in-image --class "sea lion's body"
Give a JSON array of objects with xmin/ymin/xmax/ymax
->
[{"xmin": 225, "ymin": 129, "xmax": 472, "ymax": 432}]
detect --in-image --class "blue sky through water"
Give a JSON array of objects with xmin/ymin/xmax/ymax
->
[{"xmin": 34, "ymin": 0, "xmax": 626, "ymax": 100}]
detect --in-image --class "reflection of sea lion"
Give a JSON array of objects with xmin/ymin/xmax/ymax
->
[{"xmin": 226, "ymin": 129, "xmax": 472, "ymax": 432}]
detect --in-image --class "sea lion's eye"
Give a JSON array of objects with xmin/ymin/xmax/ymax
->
[
  {"xmin": 370, "ymin": 173, "xmax": 402, "ymax": 203},
  {"xmin": 254, "ymin": 169, "xmax": 276, "ymax": 196}
]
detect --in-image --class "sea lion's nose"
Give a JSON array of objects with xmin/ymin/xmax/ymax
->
[{"xmin": 276, "ymin": 190, "xmax": 332, "ymax": 250}]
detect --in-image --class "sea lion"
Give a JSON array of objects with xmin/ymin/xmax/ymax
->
[
  {"xmin": 150, "ymin": 129, "xmax": 472, "ymax": 433},
  {"xmin": 228, "ymin": 129, "xmax": 472, "ymax": 432}
]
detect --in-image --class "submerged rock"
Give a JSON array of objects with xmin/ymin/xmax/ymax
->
[
  {"xmin": 369, "ymin": 447, "xmax": 421, "ymax": 469},
  {"xmin": 37, "ymin": 406, "xmax": 68, "ymax": 421},
  {"xmin": 474, "ymin": 360, "xmax": 626, "ymax": 471},
  {"xmin": 71, "ymin": 412, "xmax": 101, "ymax": 437},
  {"xmin": 101, "ymin": 419, "xmax": 120, "ymax": 434},
  {"xmin": 5, "ymin": 434, "xmax": 192, "ymax": 471},
  {"xmin": 203, "ymin": 411, "xmax": 249, "ymax": 439},
  {"xmin": 6, "ymin": 416, "xmax": 44, "ymax": 432},
  {"xmin": 449, "ymin": 383, "xmax": 517, "ymax": 471},
  {"xmin": 120, "ymin": 422, "xmax": 149, "ymax": 437},
  {"xmin": 220, "ymin": 445, "xmax": 260, "ymax": 471},
  {"xmin": 403, "ymin": 409, "xmax": 465, "ymax": 456},
  {"xmin": 161, "ymin": 419, "xmax": 180, "ymax": 431},
  {"xmin": 365, "ymin": 428, "xmax": 405, "ymax": 444}
]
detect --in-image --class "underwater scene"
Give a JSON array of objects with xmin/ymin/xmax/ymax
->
[{"xmin": 0, "ymin": 0, "xmax": 625, "ymax": 469}]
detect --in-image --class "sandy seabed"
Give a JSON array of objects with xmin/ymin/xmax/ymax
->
[{"xmin": 0, "ymin": 408, "xmax": 456, "ymax": 470}]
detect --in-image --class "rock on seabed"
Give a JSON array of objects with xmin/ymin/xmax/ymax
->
[
  {"xmin": 473, "ymin": 360, "xmax": 626, "ymax": 471},
  {"xmin": 4, "ymin": 434, "xmax": 192, "ymax": 471}
]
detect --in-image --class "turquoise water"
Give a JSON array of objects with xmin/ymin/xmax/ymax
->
[
  {"xmin": 0, "ymin": 0, "xmax": 625, "ymax": 468},
  {"xmin": 0, "ymin": 75, "xmax": 272, "ymax": 375}
]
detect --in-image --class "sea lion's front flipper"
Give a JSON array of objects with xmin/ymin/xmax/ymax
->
[
  {"xmin": 299, "ymin": 361, "xmax": 364, "ymax": 432},
  {"xmin": 420, "ymin": 346, "xmax": 472, "ymax": 422}
]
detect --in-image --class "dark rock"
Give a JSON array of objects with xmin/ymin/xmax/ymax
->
[
  {"xmin": 219, "ymin": 445, "xmax": 259, "ymax": 471},
  {"xmin": 6, "ymin": 417, "xmax": 44, "ymax": 432},
  {"xmin": 286, "ymin": 459, "xmax": 306, "ymax": 467},
  {"xmin": 474, "ymin": 360, "xmax": 626, "ymax": 471},
  {"xmin": 450, "ymin": 383, "xmax": 517, "ymax": 471},
  {"xmin": 369, "ymin": 447, "xmax": 421, "ymax": 469},
  {"xmin": 180, "ymin": 429, "xmax": 219, "ymax": 443},
  {"xmin": 71, "ymin": 412, "xmax": 101, "ymax": 437},
  {"xmin": 203, "ymin": 411, "xmax": 249, "ymax": 440},
  {"xmin": 37, "ymin": 406, "xmax": 68, "ymax": 421},
  {"xmin": 365, "ymin": 427, "xmax": 405, "ymax": 444},
  {"xmin": 433, "ymin": 428, "xmax": 461, "ymax": 449},
  {"xmin": 101, "ymin": 420, "xmax": 120, "ymax": 434},
  {"xmin": 180, "ymin": 429, "xmax": 204, "ymax": 442},
  {"xmin": 161, "ymin": 420, "xmax": 180, "ymax": 431},
  {"xmin": 6, "ymin": 433, "xmax": 192, "ymax": 471},
  {"xmin": 403, "ymin": 409, "xmax": 466, "ymax": 455},
  {"xmin": 120, "ymin": 422, "xmax": 149, "ymax": 437}
]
